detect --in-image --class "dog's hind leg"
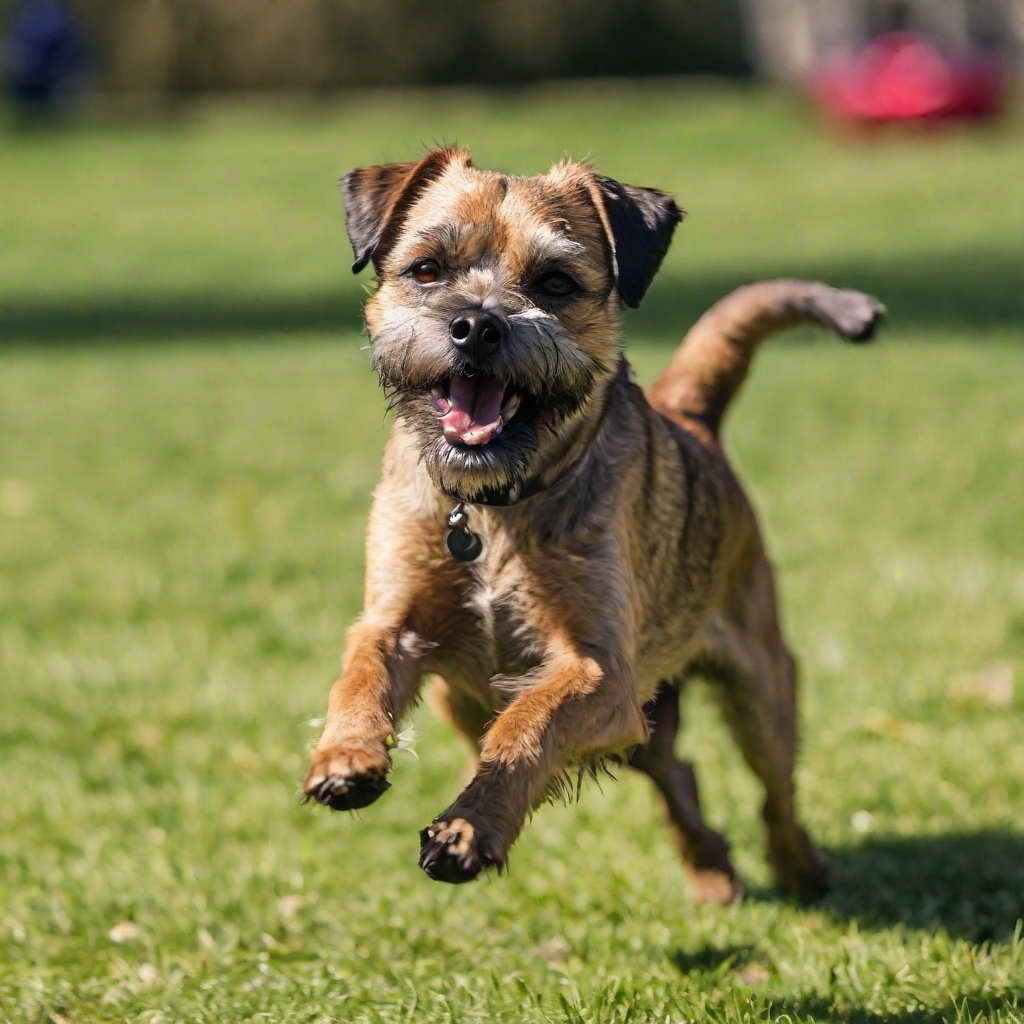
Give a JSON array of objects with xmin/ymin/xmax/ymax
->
[
  {"xmin": 629, "ymin": 682, "xmax": 741, "ymax": 904},
  {"xmin": 427, "ymin": 676, "xmax": 495, "ymax": 786},
  {"xmin": 700, "ymin": 550, "xmax": 829, "ymax": 903},
  {"xmin": 428, "ymin": 677, "xmax": 492, "ymax": 755}
]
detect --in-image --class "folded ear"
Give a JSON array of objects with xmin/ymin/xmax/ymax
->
[
  {"xmin": 589, "ymin": 176, "xmax": 683, "ymax": 308},
  {"xmin": 341, "ymin": 147, "xmax": 471, "ymax": 274}
]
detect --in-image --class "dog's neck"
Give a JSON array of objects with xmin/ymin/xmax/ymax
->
[
  {"xmin": 389, "ymin": 357, "xmax": 633, "ymax": 543},
  {"xmin": 469, "ymin": 358, "xmax": 632, "ymax": 538},
  {"xmin": 439, "ymin": 472, "xmax": 546, "ymax": 508}
]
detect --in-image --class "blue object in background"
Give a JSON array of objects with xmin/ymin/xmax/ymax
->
[{"xmin": 6, "ymin": 0, "xmax": 87, "ymax": 109}]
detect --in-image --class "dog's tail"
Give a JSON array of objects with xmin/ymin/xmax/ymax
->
[{"xmin": 647, "ymin": 279, "xmax": 884, "ymax": 440}]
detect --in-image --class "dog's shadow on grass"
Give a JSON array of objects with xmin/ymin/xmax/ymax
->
[
  {"xmin": 705, "ymin": 829, "xmax": 1024, "ymax": 945},
  {"xmin": 669, "ymin": 943, "xmax": 757, "ymax": 975},
  {"xmin": 819, "ymin": 828, "xmax": 1024, "ymax": 944},
  {"xmin": 766, "ymin": 991, "xmax": 1024, "ymax": 1024},
  {"xmin": 5, "ymin": 245, "xmax": 1021, "ymax": 345},
  {"xmin": 669, "ymin": 831, "xmax": 1024, "ymax": 1022}
]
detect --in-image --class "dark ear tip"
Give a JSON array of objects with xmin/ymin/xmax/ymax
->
[{"xmin": 352, "ymin": 254, "xmax": 370, "ymax": 274}]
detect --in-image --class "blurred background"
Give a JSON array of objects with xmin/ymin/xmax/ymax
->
[
  {"xmin": 2, "ymin": 3, "xmax": 1023, "ymax": 1023},
  {"xmin": 4, "ymin": 0, "xmax": 1024, "ymax": 95}
]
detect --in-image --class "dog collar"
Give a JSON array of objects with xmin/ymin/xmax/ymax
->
[
  {"xmin": 442, "ymin": 474, "xmax": 545, "ymax": 562},
  {"xmin": 441, "ymin": 474, "xmax": 545, "ymax": 508}
]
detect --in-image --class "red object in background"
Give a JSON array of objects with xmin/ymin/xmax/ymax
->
[{"xmin": 813, "ymin": 32, "xmax": 1005, "ymax": 125}]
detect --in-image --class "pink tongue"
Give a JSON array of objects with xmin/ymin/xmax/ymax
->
[{"xmin": 441, "ymin": 376, "xmax": 506, "ymax": 446}]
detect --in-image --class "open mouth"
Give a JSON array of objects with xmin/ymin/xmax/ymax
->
[{"xmin": 430, "ymin": 374, "xmax": 522, "ymax": 447}]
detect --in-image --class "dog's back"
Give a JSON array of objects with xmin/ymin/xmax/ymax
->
[
  {"xmin": 586, "ymin": 280, "xmax": 883, "ymax": 686},
  {"xmin": 615, "ymin": 279, "xmax": 883, "ymax": 900}
]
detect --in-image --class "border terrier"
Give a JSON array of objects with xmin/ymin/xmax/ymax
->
[{"xmin": 304, "ymin": 147, "xmax": 882, "ymax": 902}]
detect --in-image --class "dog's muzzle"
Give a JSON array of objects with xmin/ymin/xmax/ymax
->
[{"xmin": 448, "ymin": 309, "xmax": 508, "ymax": 365}]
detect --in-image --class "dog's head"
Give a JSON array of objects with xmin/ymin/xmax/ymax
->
[{"xmin": 341, "ymin": 147, "xmax": 681, "ymax": 500}]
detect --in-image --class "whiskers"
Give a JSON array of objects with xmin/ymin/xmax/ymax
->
[{"xmin": 365, "ymin": 303, "xmax": 609, "ymax": 498}]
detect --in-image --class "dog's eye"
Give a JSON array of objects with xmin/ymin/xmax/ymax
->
[
  {"xmin": 410, "ymin": 259, "xmax": 441, "ymax": 284},
  {"xmin": 536, "ymin": 271, "xmax": 577, "ymax": 298}
]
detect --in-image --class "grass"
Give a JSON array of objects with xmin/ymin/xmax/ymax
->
[{"xmin": 1, "ymin": 80, "xmax": 1023, "ymax": 1023}]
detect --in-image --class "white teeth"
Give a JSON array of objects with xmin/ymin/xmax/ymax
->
[
  {"xmin": 501, "ymin": 394, "xmax": 521, "ymax": 423},
  {"xmin": 430, "ymin": 387, "xmax": 450, "ymax": 416}
]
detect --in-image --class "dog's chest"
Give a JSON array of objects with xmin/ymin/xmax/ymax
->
[{"xmin": 464, "ymin": 567, "xmax": 543, "ymax": 679}]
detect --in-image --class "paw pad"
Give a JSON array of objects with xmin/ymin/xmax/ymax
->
[
  {"xmin": 303, "ymin": 746, "xmax": 391, "ymax": 811},
  {"xmin": 419, "ymin": 817, "xmax": 499, "ymax": 884}
]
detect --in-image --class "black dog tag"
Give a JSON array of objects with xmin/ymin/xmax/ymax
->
[{"xmin": 445, "ymin": 527, "xmax": 483, "ymax": 562}]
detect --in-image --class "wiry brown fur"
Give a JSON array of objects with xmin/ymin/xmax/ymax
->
[{"xmin": 304, "ymin": 147, "xmax": 883, "ymax": 901}]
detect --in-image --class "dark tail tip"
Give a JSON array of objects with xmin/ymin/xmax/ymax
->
[{"xmin": 818, "ymin": 287, "xmax": 886, "ymax": 345}]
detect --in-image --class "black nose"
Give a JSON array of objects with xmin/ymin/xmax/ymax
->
[{"xmin": 449, "ymin": 310, "xmax": 507, "ymax": 361}]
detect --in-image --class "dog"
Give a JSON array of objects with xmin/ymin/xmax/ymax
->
[{"xmin": 303, "ymin": 147, "xmax": 882, "ymax": 902}]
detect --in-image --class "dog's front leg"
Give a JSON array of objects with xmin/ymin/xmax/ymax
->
[
  {"xmin": 304, "ymin": 614, "xmax": 424, "ymax": 811},
  {"xmin": 419, "ymin": 646, "xmax": 648, "ymax": 883}
]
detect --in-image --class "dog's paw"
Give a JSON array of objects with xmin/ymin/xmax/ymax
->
[
  {"xmin": 691, "ymin": 868, "xmax": 744, "ymax": 906},
  {"xmin": 785, "ymin": 853, "xmax": 831, "ymax": 905},
  {"xmin": 303, "ymin": 745, "xmax": 391, "ymax": 811},
  {"xmin": 771, "ymin": 838, "xmax": 831, "ymax": 904},
  {"xmin": 419, "ymin": 817, "xmax": 500, "ymax": 884}
]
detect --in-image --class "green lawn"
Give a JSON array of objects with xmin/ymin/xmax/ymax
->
[{"xmin": 2, "ymin": 81, "xmax": 1023, "ymax": 1023}]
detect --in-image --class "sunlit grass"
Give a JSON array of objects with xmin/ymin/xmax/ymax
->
[{"xmin": 1, "ymin": 81, "xmax": 1023, "ymax": 1022}]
